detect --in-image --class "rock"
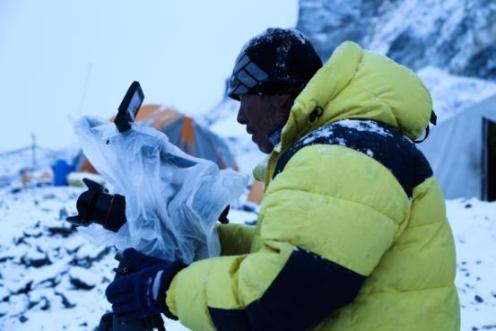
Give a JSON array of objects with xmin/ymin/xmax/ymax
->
[
  {"xmin": 23, "ymin": 228, "xmax": 43, "ymax": 238},
  {"xmin": 46, "ymin": 224, "xmax": 77, "ymax": 238},
  {"xmin": 0, "ymin": 287, "xmax": 10, "ymax": 301},
  {"xmin": 73, "ymin": 245, "xmax": 111, "ymax": 268},
  {"xmin": 12, "ymin": 281, "xmax": 32, "ymax": 296},
  {"xmin": 68, "ymin": 266, "xmax": 98, "ymax": 290},
  {"xmin": 42, "ymin": 193, "xmax": 56, "ymax": 200},
  {"xmin": 0, "ymin": 252, "xmax": 16, "ymax": 263},
  {"xmin": 21, "ymin": 249, "xmax": 51, "ymax": 268},
  {"xmin": 29, "ymin": 258, "xmax": 72, "ymax": 288},
  {"xmin": 54, "ymin": 291, "xmax": 76, "ymax": 309},
  {"xmin": 297, "ymin": 0, "xmax": 382, "ymax": 60},
  {"xmin": 28, "ymin": 294, "xmax": 51, "ymax": 311},
  {"xmin": 64, "ymin": 236, "xmax": 86, "ymax": 254},
  {"xmin": 10, "ymin": 187, "xmax": 22, "ymax": 194}
]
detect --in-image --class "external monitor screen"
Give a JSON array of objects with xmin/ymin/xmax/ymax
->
[{"xmin": 127, "ymin": 91, "xmax": 143, "ymax": 120}]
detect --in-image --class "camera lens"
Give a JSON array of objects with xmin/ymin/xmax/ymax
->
[{"xmin": 67, "ymin": 178, "xmax": 127, "ymax": 233}]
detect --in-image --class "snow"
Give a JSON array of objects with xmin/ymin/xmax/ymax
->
[
  {"xmin": 447, "ymin": 199, "xmax": 496, "ymax": 330},
  {"xmin": 0, "ymin": 185, "xmax": 193, "ymax": 331},
  {"xmin": 239, "ymin": 28, "xmax": 311, "ymax": 75},
  {"xmin": 302, "ymin": 126, "xmax": 332, "ymax": 144},
  {"xmin": 297, "ymin": 0, "xmax": 496, "ymax": 125},
  {"xmin": 302, "ymin": 119, "xmax": 393, "ymax": 145},
  {"xmin": 289, "ymin": 28, "xmax": 308, "ymax": 45},
  {"xmin": 0, "ymin": 181, "xmax": 495, "ymax": 330},
  {"xmin": 336, "ymin": 119, "xmax": 393, "ymax": 137},
  {"xmin": 0, "ymin": 146, "xmax": 75, "ymax": 188},
  {"xmin": 418, "ymin": 66, "xmax": 496, "ymax": 122},
  {"xmin": 0, "ymin": 162, "xmax": 257, "ymax": 331},
  {"xmin": 367, "ymin": 0, "xmax": 455, "ymax": 54}
]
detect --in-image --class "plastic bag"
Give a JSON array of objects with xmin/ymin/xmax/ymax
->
[{"xmin": 73, "ymin": 116, "xmax": 248, "ymax": 263}]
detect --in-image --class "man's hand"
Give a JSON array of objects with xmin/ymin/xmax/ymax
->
[{"xmin": 105, "ymin": 248, "xmax": 185, "ymax": 319}]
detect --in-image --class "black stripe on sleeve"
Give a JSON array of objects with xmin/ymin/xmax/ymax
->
[{"xmin": 208, "ymin": 247, "xmax": 365, "ymax": 331}]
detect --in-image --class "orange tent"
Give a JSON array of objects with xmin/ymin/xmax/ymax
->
[{"xmin": 247, "ymin": 180, "xmax": 265, "ymax": 204}]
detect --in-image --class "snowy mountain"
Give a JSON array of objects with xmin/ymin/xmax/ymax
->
[
  {"xmin": 297, "ymin": 0, "xmax": 496, "ymax": 121},
  {"xmin": 417, "ymin": 67, "xmax": 496, "ymax": 122},
  {"xmin": 297, "ymin": 0, "xmax": 496, "ymax": 80}
]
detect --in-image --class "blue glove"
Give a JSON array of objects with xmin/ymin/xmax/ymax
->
[{"xmin": 105, "ymin": 248, "xmax": 185, "ymax": 319}]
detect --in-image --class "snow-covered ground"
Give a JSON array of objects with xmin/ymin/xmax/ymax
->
[
  {"xmin": 447, "ymin": 199, "xmax": 496, "ymax": 330},
  {"xmin": 0, "ymin": 186, "xmax": 118, "ymax": 331},
  {"xmin": 0, "ymin": 184, "xmax": 494, "ymax": 330},
  {"xmin": 0, "ymin": 185, "xmax": 256, "ymax": 331}
]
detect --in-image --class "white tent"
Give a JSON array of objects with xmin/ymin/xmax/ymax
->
[{"xmin": 419, "ymin": 94, "xmax": 496, "ymax": 201}]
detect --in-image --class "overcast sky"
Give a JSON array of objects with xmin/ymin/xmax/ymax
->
[{"xmin": 0, "ymin": 0, "xmax": 298, "ymax": 152}]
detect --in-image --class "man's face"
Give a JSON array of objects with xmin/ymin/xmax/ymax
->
[{"xmin": 237, "ymin": 94, "xmax": 292, "ymax": 154}]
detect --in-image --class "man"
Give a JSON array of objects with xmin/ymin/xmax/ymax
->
[{"xmin": 106, "ymin": 28, "xmax": 460, "ymax": 330}]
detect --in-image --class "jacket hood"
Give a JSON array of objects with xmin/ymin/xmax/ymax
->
[{"xmin": 278, "ymin": 41, "xmax": 433, "ymax": 150}]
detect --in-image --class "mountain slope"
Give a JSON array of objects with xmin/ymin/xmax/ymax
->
[{"xmin": 297, "ymin": 0, "xmax": 496, "ymax": 80}]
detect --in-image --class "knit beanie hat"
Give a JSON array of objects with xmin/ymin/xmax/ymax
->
[{"xmin": 227, "ymin": 28, "xmax": 323, "ymax": 100}]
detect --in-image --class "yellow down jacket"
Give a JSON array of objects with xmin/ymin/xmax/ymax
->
[{"xmin": 165, "ymin": 41, "xmax": 460, "ymax": 330}]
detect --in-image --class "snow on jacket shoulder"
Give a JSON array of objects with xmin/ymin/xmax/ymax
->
[{"xmin": 165, "ymin": 41, "xmax": 460, "ymax": 331}]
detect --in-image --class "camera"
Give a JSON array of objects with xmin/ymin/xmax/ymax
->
[
  {"xmin": 67, "ymin": 81, "xmax": 144, "ymax": 232},
  {"xmin": 66, "ymin": 178, "xmax": 127, "ymax": 232}
]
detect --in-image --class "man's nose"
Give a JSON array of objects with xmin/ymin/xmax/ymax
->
[{"xmin": 237, "ymin": 104, "xmax": 247, "ymax": 125}]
